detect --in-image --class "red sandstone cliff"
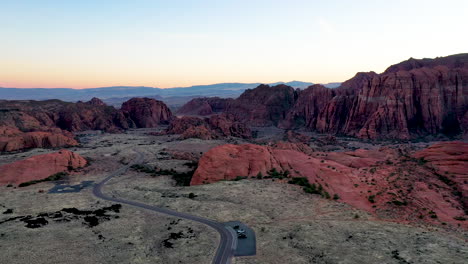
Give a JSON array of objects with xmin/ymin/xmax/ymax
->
[{"xmin": 176, "ymin": 54, "xmax": 468, "ymax": 139}]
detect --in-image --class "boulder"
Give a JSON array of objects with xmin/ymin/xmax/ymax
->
[{"xmin": 0, "ymin": 149, "xmax": 87, "ymax": 186}]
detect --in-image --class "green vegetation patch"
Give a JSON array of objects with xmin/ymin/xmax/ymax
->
[
  {"xmin": 18, "ymin": 172, "xmax": 68, "ymax": 187},
  {"xmin": 131, "ymin": 163, "xmax": 197, "ymax": 186},
  {"xmin": 288, "ymin": 177, "xmax": 335, "ymax": 199}
]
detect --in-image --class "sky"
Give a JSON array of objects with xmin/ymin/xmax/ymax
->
[{"xmin": 1, "ymin": 0, "xmax": 467, "ymax": 89}]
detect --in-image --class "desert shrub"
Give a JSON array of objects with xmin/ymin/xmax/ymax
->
[
  {"xmin": 390, "ymin": 200, "xmax": 408, "ymax": 206},
  {"xmin": 256, "ymin": 172, "xmax": 263, "ymax": 179},
  {"xmin": 18, "ymin": 172, "xmax": 68, "ymax": 187},
  {"xmin": 318, "ymin": 184, "xmax": 323, "ymax": 192},
  {"xmin": 266, "ymin": 168, "xmax": 290, "ymax": 179},
  {"xmin": 188, "ymin": 193, "xmax": 196, "ymax": 199},
  {"xmin": 417, "ymin": 157, "xmax": 428, "ymax": 165},
  {"xmin": 453, "ymin": 216, "xmax": 466, "ymax": 221},
  {"xmin": 333, "ymin": 194, "xmax": 340, "ymax": 200},
  {"xmin": 368, "ymin": 195, "xmax": 376, "ymax": 203},
  {"xmin": 288, "ymin": 177, "xmax": 310, "ymax": 187},
  {"xmin": 130, "ymin": 164, "xmax": 158, "ymax": 174},
  {"xmin": 171, "ymin": 170, "xmax": 195, "ymax": 186},
  {"xmin": 267, "ymin": 168, "xmax": 280, "ymax": 178},
  {"xmin": 428, "ymin": 211, "xmax": 438, "ymax": 218},
  {"xmin": 183, "ymin": 161, "xmax": 198, "ymax": 169}
]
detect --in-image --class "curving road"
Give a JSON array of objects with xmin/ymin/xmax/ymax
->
[{"xmin": 92, "ymin": 150, "xmax": 235, "ymax": 264}]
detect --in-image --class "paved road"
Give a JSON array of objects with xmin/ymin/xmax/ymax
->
[{"xmin": 92, "ymin": 150, "xmax": 235, "ymax": 264}]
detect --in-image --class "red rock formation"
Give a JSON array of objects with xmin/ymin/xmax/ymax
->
[
  {"xmin": 177, "ymin": 54, "xmax": 467, "ymax": 140},
  {"xmin": 317, "ymin": 55, "xmax": 468, "ymax": 139},
  {"xmin": 164, "ymin": 114, "xmax": 251, "ymax": 139},
  {"xmin": 0, "ymin": 99, "xmax": 129, "ymax": 133},
  {"xmin": 121, "ymin": 97, "xmax": 173, "ymax": 128},
  {"xmin": 0, "ymin": 131, "xmax": 78, "ymax": 152},
  {"xmin": 0, "ymin": 149, "xmax": 87, "ymax": 186},
  {"xmin": 0, "ymin": 97, "xmax": 175, "ymax": 152},
  {"xmin": 280, "ymin": 84, "xmax": 336, "ymax": 129},
  {"xmin": 225, "ymin": 84, "xmax": 298, "ymax": 126},
  {"xmin": 85, "ymin": 97, "xmax": 106, "ymax": 106},
  {"xmin": 206, "ymin": 114, "xmax": 251, "ymax": 138},
  {"xmin": 191, "ymin": 141, "xmax": 468, "ymax": 227},
  {"xmin": 283, "ymin": 130, "xmax": 311, "ymax": 143},
  {"xmin": 414, "ymin": 141, "xmax": 468, "ymax": 213},
  {"xmin": 176, "ymin": 97, "xmax": 233, "ymax": 116},
  {"xmin": 181, "ymin": 125, "xmax": 214, "ymax": 140}
]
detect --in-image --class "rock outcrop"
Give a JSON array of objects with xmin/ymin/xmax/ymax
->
[
  {"xmin": 164, "ymin": 114, "xmax": 251, "ymax": 140},
  {"xmin": 121, "ymin": 97, "xmax": 173, "ymax": 128},
  {"xmin": 0, "ymin": 97, "xmax": 174, "ymax": 151},
  {"xmin": 191, "ymin": 142, "xmax": 468, "ymax": 227},
  {"xmin": 177, "ymin": 54, "xmax": 468, "ymax": 140},
  {"xmin": 85, "ymin": 97, "xmax": 106, "ymax": 106},
  {"xmin": 176, "ymin": 97, "xmax": 233, "ymax": 116},
  {"xmin": 293, "ymin": 55, "xmax": 468, "ymax": 139},
  {"xmin": 225, "ymin": 84, "xmax": 298, "ymax": 126},
  {"xmin": 0, "ymin": 98, "xmax": 129, "ymax": 133},
  {"xmin": 0, "ymin": 131, "xmax": 78, "ymax": 152},
  {"xmin": 0, "ymin": 149, "xmax": 87, "ymax": 186}
]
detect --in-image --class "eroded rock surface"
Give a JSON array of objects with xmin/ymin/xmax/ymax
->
[
  {"xmin": 192, "ymin": 141, "xmax": 468, "ymax": 227},
  {"xmin": 0, "ymin": 149, "xmax": 87, "ymax": 186},
  {"xmin": 121, "ymin": 97, "xmax": 173, "ymax": 128}
]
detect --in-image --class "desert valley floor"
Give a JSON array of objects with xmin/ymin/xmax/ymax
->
[{"xmin": 1, "ymin": 128, "xmax": 467, "ymax": 264}]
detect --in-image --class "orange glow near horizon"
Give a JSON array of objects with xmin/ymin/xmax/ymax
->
[{"xmin": 1, "ymin": 1, "xmax": 467, "ymax": 89}]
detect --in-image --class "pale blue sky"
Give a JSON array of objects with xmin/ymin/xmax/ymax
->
[{"xmin": 1, "ymin": 0, "xmax": 467, "ymax": 88}]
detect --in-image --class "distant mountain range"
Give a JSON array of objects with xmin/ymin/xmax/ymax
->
[{"xmin": 0, "ymin": 81, "xmax": 341, "ymax": 108}]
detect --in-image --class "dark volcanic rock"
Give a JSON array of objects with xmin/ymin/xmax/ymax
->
[{"xmin": 121, "ymin": 97, "xmax": 173, "ymax": 128}]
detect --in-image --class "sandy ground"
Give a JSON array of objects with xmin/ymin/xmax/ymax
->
[{"xmin": 1, "ymin": 129, "xmax": 467, "ymax": 264}]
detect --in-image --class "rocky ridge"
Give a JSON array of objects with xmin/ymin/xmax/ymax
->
[{"xmin": 191, "ymin": 141, "xmax": 468, "ymax": 227}]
